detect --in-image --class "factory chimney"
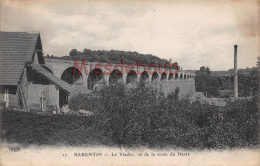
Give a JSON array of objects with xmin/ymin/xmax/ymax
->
[{"xmin": 234, "ymin": 45, "xmax": 238, "ymax": 98}]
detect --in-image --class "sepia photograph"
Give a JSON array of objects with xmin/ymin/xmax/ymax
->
[{"xmin": 0, "ymin": 0, "xmax": 259, "ymax": 165}]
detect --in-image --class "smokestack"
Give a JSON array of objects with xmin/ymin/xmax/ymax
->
[{"xmin": 234, "ymin": 45, "xmax": 238, "ymax": 98}]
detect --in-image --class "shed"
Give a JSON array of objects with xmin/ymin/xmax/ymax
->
[{"xmin": 0, "ymin": 31, "xmax": 76, "ymax": 112}]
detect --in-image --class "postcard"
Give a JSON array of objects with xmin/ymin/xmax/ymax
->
[{"xmin": 0, "ymin": 0, "xmax": 259, "ymax": 165}]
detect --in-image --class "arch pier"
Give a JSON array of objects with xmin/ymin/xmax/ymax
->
[{"xmin": 44, "ymin": 58, "xmax": 196, "ymax": 97}]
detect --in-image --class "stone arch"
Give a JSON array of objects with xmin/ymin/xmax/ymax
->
[
  {"xmin": 140, "ymin": 71, "xmax": 149, "ymax": 84},
  {"xmin": 152, "ymin": 72, "xmax": 159, "ymax": 82},
  {"xmin": 161, "ymin": 72, "xmax": 168, "ymax": 94},
  {"xmin": 88, "ymin": 68, "xmax": 104, "ymax": 90},
  {"xmin": 59, "ymin": 65, "xmax": 79, "ymax": 78},
  {"xmin": 60, "ymin": 67, "xmax": 83, "ymax": 107},
  {"xmin": 168, "ymin": 73, "xmax": 175, "ymax": 92},
  {"xmin": 61, "ymin": 67, "xmax": 83, "ymax": 85},
  {"xmin": 151, "ymin": 72, "xmax": 159, "ymax": 89},
  {"xmin": 175, "ymin": 73, "xmax": 179, "ymax": 79},
  {"xmin": 161, "ymin": 72, "xmax": 167, "ymax": 82},
  {"xmin": 168, "ymin": 73, "xmax": 173, "ymax": 81},
  {"xmin": 109, "ymin": 69, "xmax": 123, "ymax": 85},
  {"xmin": 126, "ymin": 70, "xmax": 138, "ymax": 88},
  {"xmin": 42, "ymin": 65, "xmax": 54, "ymax": 74}
]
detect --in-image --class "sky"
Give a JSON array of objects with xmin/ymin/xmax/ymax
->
[{"xmin": 1, "ymin": 0, "xmax": 259, "ymax": 71}]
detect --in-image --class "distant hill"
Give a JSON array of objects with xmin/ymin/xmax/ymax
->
[
  {"xmin": 210, "ymin": 71, "xmax": 233, "ymax": 77},
  {"xmin": 185, "ymin": 70, "xmax": 254, "ymax": 77},
  {"xmin": 45, "ymin": 49, "xmax": 178, "ymax": 68},
  {"xmin": 178, "ymin": 70, "xmax": 230, "ymax": 76}
]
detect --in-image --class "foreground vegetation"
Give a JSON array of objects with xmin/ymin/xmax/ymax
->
[{"xmin": 1, "ymin": 82, "xmax": 259, "ymax": 149}]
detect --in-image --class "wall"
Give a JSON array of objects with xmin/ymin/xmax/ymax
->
[
  {"xmin": 0, "ymin": 85, "xmax": 19, "ymax": 107},
  {"xmin": 27, "ymin": 84, "xmax": 59, "ymax": 112}
]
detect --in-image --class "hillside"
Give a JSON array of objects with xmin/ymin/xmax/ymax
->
[
  {"xmin": 45, "ymin": 49, "xmax": 178, "ymax": 68},
  {"xmin": 185, "ymin": 70, "xmax": 252, "ymax": 77}
]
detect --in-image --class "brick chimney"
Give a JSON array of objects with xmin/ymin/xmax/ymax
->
[{"xmin": 234, "ymin": 45, "xmax": 238, "ymax": 98}]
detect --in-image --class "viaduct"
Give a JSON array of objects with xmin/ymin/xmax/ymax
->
[{"xmin": 43, "ymin": 58, "xmax": 196, "ymax": 104}]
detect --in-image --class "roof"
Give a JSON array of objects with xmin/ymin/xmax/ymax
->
[
  {"xmin": 189, "ymin": 92, "xmax": 207, "ymax": 101},
  {"xmin": 0, "ymin": 32, "xmax": 41, "ymax": 85},
  {"xmin": 26, "ymin": 63, "xmax": 77, "ymax": 94}
]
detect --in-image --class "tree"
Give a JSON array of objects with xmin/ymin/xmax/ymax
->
[
  {"xmin": 69, "ymin": 49, "xmax": 78, "ymax": 57},
  {"xmin": 83, "ymin": 48, "xmax": 94, "ymax": 57},
  {"xmin": 205, "ymin": 67, "xmax": 210, "ymax": 74},
  {"xmin": 238, "ymin": 68, "xmax": 259, "ymax": 97},
  {"xmin": 200, "ymin": 66, "xmax": 206, "ymax": 72},
  {"xmin": 199, "ymin": 66, "xmax": 210, "ymax": 74},
  {"xmin": 195, "ymin": 66, "xmax": 219, "ymax": 97}
]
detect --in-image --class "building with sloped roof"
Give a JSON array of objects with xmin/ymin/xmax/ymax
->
[{"xmin": 0, "ymin": 31, "xmax": 76, "ymax": 112}]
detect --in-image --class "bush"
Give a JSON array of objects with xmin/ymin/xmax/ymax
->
[
  {"xmin": 1, "ymin": 82, "xmax": 259, "ymax": 149},
  {"xmin": 71, "ymin": 82, "xmax": 259, "ymax": 149},
  {"xmin": 0, "ymin": 108, "xmax": 109, "ymax": 146}
]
